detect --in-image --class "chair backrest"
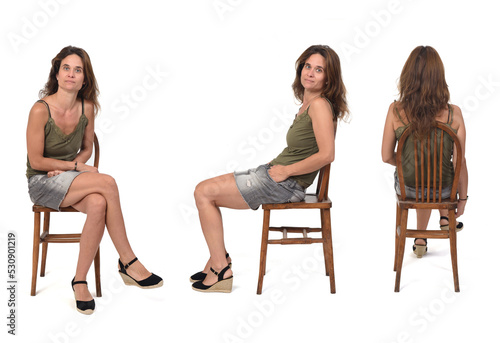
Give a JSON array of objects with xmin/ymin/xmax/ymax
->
[
  {"xmin": 315, "ymin": 163, "xmax": 331, "ymax": 202},
  {"xmin": 92, "ymin": 133, "xmax": 100, "ymax": 169},
  {"xmin": 396, "ymin": 122, "xmax": 462, "ymax": 202}
]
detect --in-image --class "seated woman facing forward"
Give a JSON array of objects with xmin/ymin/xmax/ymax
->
[
  {"xmin": 26, "ymin": 46, "xmax": 162, "ymax": 315},
  {"xmin": 191, "ymin": 45, "xmax": 349, "ymax": 293},
  {"xmin": 381, "ymin": 46, "xmax": 468, "ymax": 258}
]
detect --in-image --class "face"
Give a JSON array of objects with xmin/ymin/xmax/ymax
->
[
  {"xmin": 56, "ymin": 54, "xmax": 85, "ymax": 92},
  {"xmin": 301, "ymin": 53, "xmax": 326, "ymax": 94}
]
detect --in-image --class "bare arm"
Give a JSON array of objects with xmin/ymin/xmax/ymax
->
[
  {"xmin": 268, "ymin": 98, "xmax": 336, "ymax": 182},
  {"xmin": 452, "ymin": 105, "xmax": 468, "ymax": 217},
  {"xmin": 381, "ymin": 102, "xmax": 397, "ymax": 166}
]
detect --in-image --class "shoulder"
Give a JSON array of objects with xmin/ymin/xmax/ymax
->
[
  {"xmin": 308, "ymin": 97, "xmax": 333, "ymax": 119},
  {"xmin": 449, "ymin": 103, "xmax": 464, "ymax": 130},
  {"xmin": 82, "ymin": 98, "xmax": 96, "ymax": 119},
  {"xmin": 29, "ymin": 101, "xmax": 49, "ymax": 120}
]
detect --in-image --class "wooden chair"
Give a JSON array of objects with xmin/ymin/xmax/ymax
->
[
  {"xmin": 394, "ymin": 122, "xmax": 463, "ymax": 292},
  {"xmin": 257, "ymin": 164, "xmax": 335, "ymax": 294},
  {"xmin": 31, "ymin": 133, "xmax": 102, "ymax": 297}
]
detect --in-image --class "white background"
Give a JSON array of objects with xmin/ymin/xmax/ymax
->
[{"xmin": 1, "ymin": 0, "xmax": 499, "ymax": 342}]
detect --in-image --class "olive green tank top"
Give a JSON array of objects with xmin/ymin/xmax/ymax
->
[
  {"xmin": 271, "ymin": 99, "xmax": 334, "ymax": 189},
  {"xmin": 394, "ymin": 103, "xmax": 455, "ymax": 188},
  {"xmin": 26, "ymin": 99, "xmax": 88, "ymax": 179}
]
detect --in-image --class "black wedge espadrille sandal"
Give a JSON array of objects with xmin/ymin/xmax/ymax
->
[
  {"xmin": 118, "ymin": 257, "xmax": 163, "ymax": 289},
  {"xmin": 192, "ymin": 264, "xmax": 233, "ymax": 293},
  {"xmin": 71, "ymin": 278, "xmax": 95, "ymax": 315}
]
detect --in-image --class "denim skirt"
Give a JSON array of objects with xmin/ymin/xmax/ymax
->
[
  {"xmin": 394, "ymin": 171, "xmax": 452, "ymax": 199},
  {"xmin": 234, "ymin": 164, "xmax": 306, "ymax": 210},
  {"xmin": 28, "ymin": 171, "xmax": 84, "ymax": 211}
]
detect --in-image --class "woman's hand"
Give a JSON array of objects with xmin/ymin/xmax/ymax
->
[
  {"xmin": 268, "ymin": 165, "xmax": 289, "ymax": 183},
  {"xmin": 456, "ymin": 199, "xmax": 466, "ymax": 218},
  {"xmin": 47, "ymin": 170, "xmax": 64, "ymax": 178},
  {"xmin": 77, "ymin": 163, "xmax": 99, "ymax": 173}
]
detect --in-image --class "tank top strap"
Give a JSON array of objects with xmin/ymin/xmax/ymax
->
[
  {"xmin": 447, "ymin": 104, "xmax": 454, "ymax": 125},
  {"xmin": 37, "ymin": 99, "xmax": 51, "ymax": 118},
  {"xmin": 393, "ymin": 100, "xmax": 408, "ymax": 125}
]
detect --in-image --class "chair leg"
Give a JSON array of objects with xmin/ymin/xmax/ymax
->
[
  {"xmin": 322, "ymin": 208, "xmax": 336, "ymax": 294},
  {"xmin": 394, "ymin": 203, "xmax": 402, "ymax": 271},
  {"xmin": 40, "ymin": 212, "xmax": 50, "ymax": 277},
  {"xmin": 257, "ymin": 209, "xmax": 271, "ymax": 294},
  {"xmin": 394, "ymin": 209, "xmax": 408, "ymax": 292},
  {"xmin": 94, "ymin": 246, "xmax": 102, "ymax": 297},
  {"xmin": 31, "ymin": 212, "xmax": 41, "ymax": 296},
  {"xmin": 448, "ymin": 210, "xmax": 460, "ymax": 292}
]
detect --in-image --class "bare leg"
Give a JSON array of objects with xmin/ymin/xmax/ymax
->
[
  {"xmin": 194, "ymin": 173, "xmax": 249, "ymax": 285},
  {"xmin": 415, "ymin": 209, "xmax": 432, "ymax": 245},
  {"xmin": 61, "ymin": 173, "xmax": 152, "ymax": 294},
  {"xmin": 71, "ymin": 194, "xmax": 106, "ymax": 301}
]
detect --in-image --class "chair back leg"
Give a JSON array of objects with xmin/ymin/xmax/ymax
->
[
  {"xmin": 321, "ymin": 208, "xmax": 336, "ymax": 293},
  {"xmin": 94, "ymin": 247, "xmax": 102, "ymax": 297},
  {"xmin": 257, "ymin": 209, "xmax": 271, "ymax": 294}
]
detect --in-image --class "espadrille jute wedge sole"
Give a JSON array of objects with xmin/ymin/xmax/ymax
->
[{"xmin": 412, "ymin": 238, "xmax": 428, "ymax": 258}]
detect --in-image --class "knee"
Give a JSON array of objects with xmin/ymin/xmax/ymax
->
[
  {"xmin": 99, "ymin": 174, "xmax": 118, "ymax": 195},
  {"xmin": 194, "ymin": 180, "xmax": 218, "ymax": 206},
  {"xmin": 85, "ymin": 194, "xmax": 107, "ymax": 216}
]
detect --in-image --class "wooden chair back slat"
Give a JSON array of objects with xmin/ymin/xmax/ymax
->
[{"xmin": 396, "ymin": 122, "xmax": 461, "ymax": 203}]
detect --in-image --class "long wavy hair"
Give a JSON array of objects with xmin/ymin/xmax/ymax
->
[
  {"xmin": 39, "ymin": 46, "xmax": 100, "ymax": 116},
  {"xmin": 395, "ymin": 46, "xmax": 449, "ymax": 139},
  {"xmin": 292, "ymin": 45, "xmax": 349, "ymax": 121}
]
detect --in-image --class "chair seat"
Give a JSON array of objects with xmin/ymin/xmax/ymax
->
[
  {"xmin": 33, "ymin": 205, "xmax": 78, "ymax": 213},
  {"xmin": 263, "ymin": 194, "xmax": 332, "ymax": 210},
  {"xmin": 396, "ymin": 195, "xmax": 458, "ymax": 210}
]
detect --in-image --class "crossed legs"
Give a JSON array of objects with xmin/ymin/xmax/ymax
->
[
  {"xmin": 61, "ymin": 172, "xmax": 152, "ymax": 301},
  {"xmin": 194, "ymin": 173, "xmax": 250, "ymax": 285}
]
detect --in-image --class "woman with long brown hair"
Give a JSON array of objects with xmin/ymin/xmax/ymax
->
[
  {"xmin": 382, "ymin": 46, "xmax": 468, "ymax": 257},
  {"xmin": 26, "ymin": 46, "xmax": 162, "ymax": 315},
  {"xmin": 191, "ymin": 45, "xmax": 349, "ymax": 293}
]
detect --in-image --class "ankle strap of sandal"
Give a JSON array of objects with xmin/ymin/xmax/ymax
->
[
  {"xmin": 122, "ymin": 257, "xmax": 138, "ymax": 270},
  {"xmin": 72, "ymin": 280, "xmax": 88, "ymax": 286},
  {"xmin": 210, "ymin": 265, "xmax": 231, "ymax": 281}
]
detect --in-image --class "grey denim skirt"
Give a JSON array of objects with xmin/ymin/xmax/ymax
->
[
  {"xmin": 394, "ymin": 171, "xmax": 452, "ymax": 199},
  {"xmin": 28, "ymin": 171, "xmax": 84, "ymax": 211},
  {"xmin": 234, "ymin": 164, "xmax": 306, "ymax": 210}
]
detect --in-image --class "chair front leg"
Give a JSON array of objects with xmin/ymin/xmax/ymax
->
[
  {"xmin": 394, "ymin": 203, "xmax": 402, "ymax": 271},
  {"xmin": 448, "ymin": 209, "xmax": 460, "ymax": 292},
  {"xmin": 40, "ymin": 212, "xmax": 50, "ymax": 277},
  {"xmin": 31, "ymin": 212, "xmax": 41, "ymax": 296}
]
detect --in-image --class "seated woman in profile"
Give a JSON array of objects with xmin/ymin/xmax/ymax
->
[{"xmin": 191, "ymin": 45, "xmax": 349, "ymax": 293}]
